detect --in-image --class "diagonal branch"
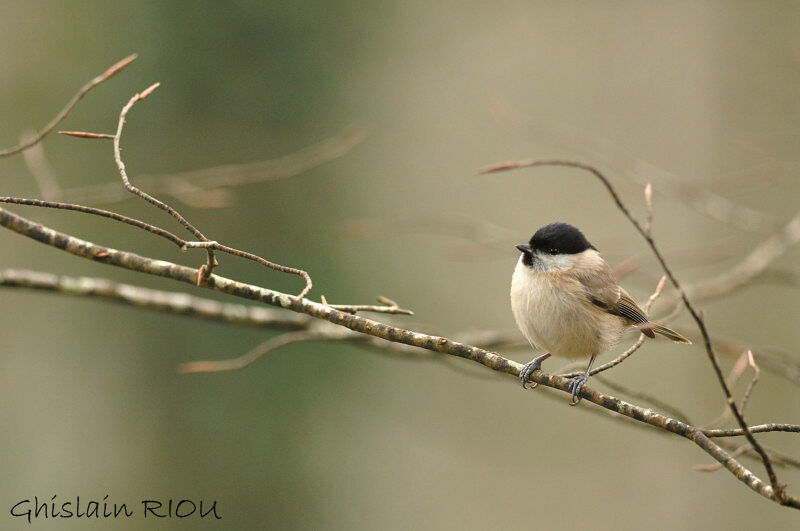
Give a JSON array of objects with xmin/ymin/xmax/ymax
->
[{"xmin": 0, "ymin": 204, "xmax": 797, "ymax": 509}]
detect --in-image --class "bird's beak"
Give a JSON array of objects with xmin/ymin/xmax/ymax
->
[{"xmin": 516, "ymin": 243, "xmax": 532, "ymax": 253}]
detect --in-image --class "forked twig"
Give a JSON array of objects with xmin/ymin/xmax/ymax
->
[
  {"xmin": 113, "ymin": 83, "xmax": 218, "ymax": 279},
  {"xmin": 0, "ymin": 54, "xmax": 137, "ymax": 158},
  {"xmin": 56, "ymin": 84, "xmax": 314, "ymax": 298}
]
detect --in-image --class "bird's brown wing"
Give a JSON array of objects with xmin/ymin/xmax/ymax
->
[
  {"xmin": 569, "ymin": 256, "xmax": 623, "ymax": 312},
  {"xmin": 570, "ymin": 259, "xmax": 655, "ymax": 336},
  {"xmin": 614, "ymin": 289, "xmax": 649, "ymax": 324},
  {"xmin": 591, "ymin": 288, "xmax": 656, "ymax": 338}
]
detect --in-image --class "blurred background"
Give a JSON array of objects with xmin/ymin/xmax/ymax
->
[{"xmin": 1, "ymin": 1, "xmax": 799, "ymax": 529}]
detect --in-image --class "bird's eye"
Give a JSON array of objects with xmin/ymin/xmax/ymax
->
[{"xmin": 548, "ymin": 248, "xmax": 559, "ymax": 255}]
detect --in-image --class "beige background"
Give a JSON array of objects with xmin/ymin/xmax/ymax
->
[{"xmin": 1, "ymin": 1, "xmax": 798, "ymax": 529}]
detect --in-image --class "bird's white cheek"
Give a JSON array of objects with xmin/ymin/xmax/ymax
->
[{"xmin": 534, "ymin": 252, "xmax": 576, "ymax": 271}]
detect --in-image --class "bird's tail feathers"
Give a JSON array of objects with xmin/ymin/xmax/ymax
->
[
  {"xmin": 652, "ymin": 324, "xmax": 691, "ymax": 344},
  {"xmin": 635, "ymin": 322, "xmax": 692, "ymax": 344}
]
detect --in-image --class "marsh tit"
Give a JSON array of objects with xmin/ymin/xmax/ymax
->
[{"xmin": 511, "ymin": 222, "xmax": 690, "ymax": 404}]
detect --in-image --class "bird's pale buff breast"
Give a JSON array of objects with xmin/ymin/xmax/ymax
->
[{"xmin": 510, "ymin": 256, "xmax": 625, "ymax": 359}]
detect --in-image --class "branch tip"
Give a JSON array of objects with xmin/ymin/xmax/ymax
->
[
  {"xmin": 58, "ymin": 131, "xmax": 115, "ymax": 140},
  {"xmin": 138, "ymin": 82, "xmax": 160, "ymax": 100},
  {"xmin": 477, "ymin": 161, "xmax": 518, "ymax": 174},
  {"xmin": 98, "ymin": 53, "xmax": 138, "ymax": 81}
]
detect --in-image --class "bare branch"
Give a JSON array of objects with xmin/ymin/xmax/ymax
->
[
  {"xmin": 59, "ymin": 131, "xmax": 116, "ymax": 140},
  {"xmin": 0, "ymin": 269, "xmax": 309, "ymax": 330},
  {"xmin": 113, "ymin": 85, "xmax": 313, "ymax": 296},
  {"xmin": 741, "ymin": 350, "xmax": 761, "ymax": 417},
  {"xmin": 702, "ymin": 424, "xmax": 800, "ymax": 438},
  {"xmin": 328, "ymin": 296, "xmax": 414, "ymax": 315},
  {"xmin": 111, "ymin": 82, "xmax": 220, "ymax": 280},
  {"xmin": 0, "ymin": 205, "xmax": 797, "ymax": 509},
  {"xmin": 0, "ymin": 54, "xmax": 137, "ymax": 158},
  {"xmin": 694, "ymin": 445, "xmax": 750, "ymax": 472},
  {"xmin": 0, "ymin": 197, "xmax": 186, "ymax": 246},
  {"xmin": 43, "ymin": 84, "xmax": 314, "ymax": 297},
  {"xmin": 179, "ymin": 331, "xmax": 322, "ymax": 373},
  {"xmin": 0, "ymin": 195, "xmax": 314, "ymax": 298}
]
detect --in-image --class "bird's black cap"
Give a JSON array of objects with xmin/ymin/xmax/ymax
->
[{"xmin": 527, "ymin": 222, "xmax": 595, "ymax": 255}]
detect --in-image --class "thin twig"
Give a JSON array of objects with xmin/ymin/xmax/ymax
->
[
  {"xmin": 112, "ymin": 84, "xmax": 312, "ymax": 296},
  {"xmin": 329, "ymin": 296, "xmax": 414, "ymax": 315},
  {"xmin": 0, "ymin": 195, "xmax": 314, "ymax": 298},
  {"xmin": 0, "ymin": 197, "xmax": 185, "ymax": 246},
  {"xmin": 705, "ymin": 350, "xmax": 761, "ymax": 428},
  {"xmin": 51, "ymin": 84, "xmax": 314, "ymax": 297},
  {"xmin": 653, "ymin": 211, "xmax": 800, "ymax": 324},
  {"xmin": 741, "ymin": 350, "xmax": 761, "ymax": 417},
  {"xmin": 702, "ymin": 424, "xmax": 800, "ymax": 438},
  {"xmin": 0, "ymin": 54, "xmax": 137, "ymax": 158},
  {"xmin": 695, "ymin": 444, "xmax": 800, "ymax": 472},
  {"xmin": 112, "ymin": 83, "xmax": 218, "ymax": 279},
  {"xmin": 179, "ymin": 331, "xmax": 322, "ymax": 373}
]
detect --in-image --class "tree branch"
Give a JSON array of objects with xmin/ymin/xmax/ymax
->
[
  {"xmin": 0, "ymin": 204, "xmax": 797, "ymax": 508},
  {"xmin": 0, "ymin": 268, "xmax": 309, "ymax": 330}
]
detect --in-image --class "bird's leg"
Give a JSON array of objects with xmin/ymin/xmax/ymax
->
[
  {"xmin": 568, "ymin": 355, "xmax": 596, "ymax": 406},
  {"xmin": 520, "ymin": 352, "xmax": 552, "ymax": 389}
]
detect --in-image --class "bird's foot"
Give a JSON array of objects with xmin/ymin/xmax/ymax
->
[
  {"xmin": 568, "ymin": 374, "xmax": 589, "ymax": 406},
  {"xmin": 520, "ymin": 353, "xmax": 551, "ymax": 389}
]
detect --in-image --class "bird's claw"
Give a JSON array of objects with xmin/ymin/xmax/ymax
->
[
  {"xmin": 520, "ymin": 353, "xmax": 551, "ymax": 389},
  {"xmin": 568, "ymin": 374, "xmax": 589, "ymax": 405}
]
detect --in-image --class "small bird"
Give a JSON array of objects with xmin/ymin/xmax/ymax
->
[{"xmin": 511, "ymin": 222, "xmax": 690, "ymax": 404}]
